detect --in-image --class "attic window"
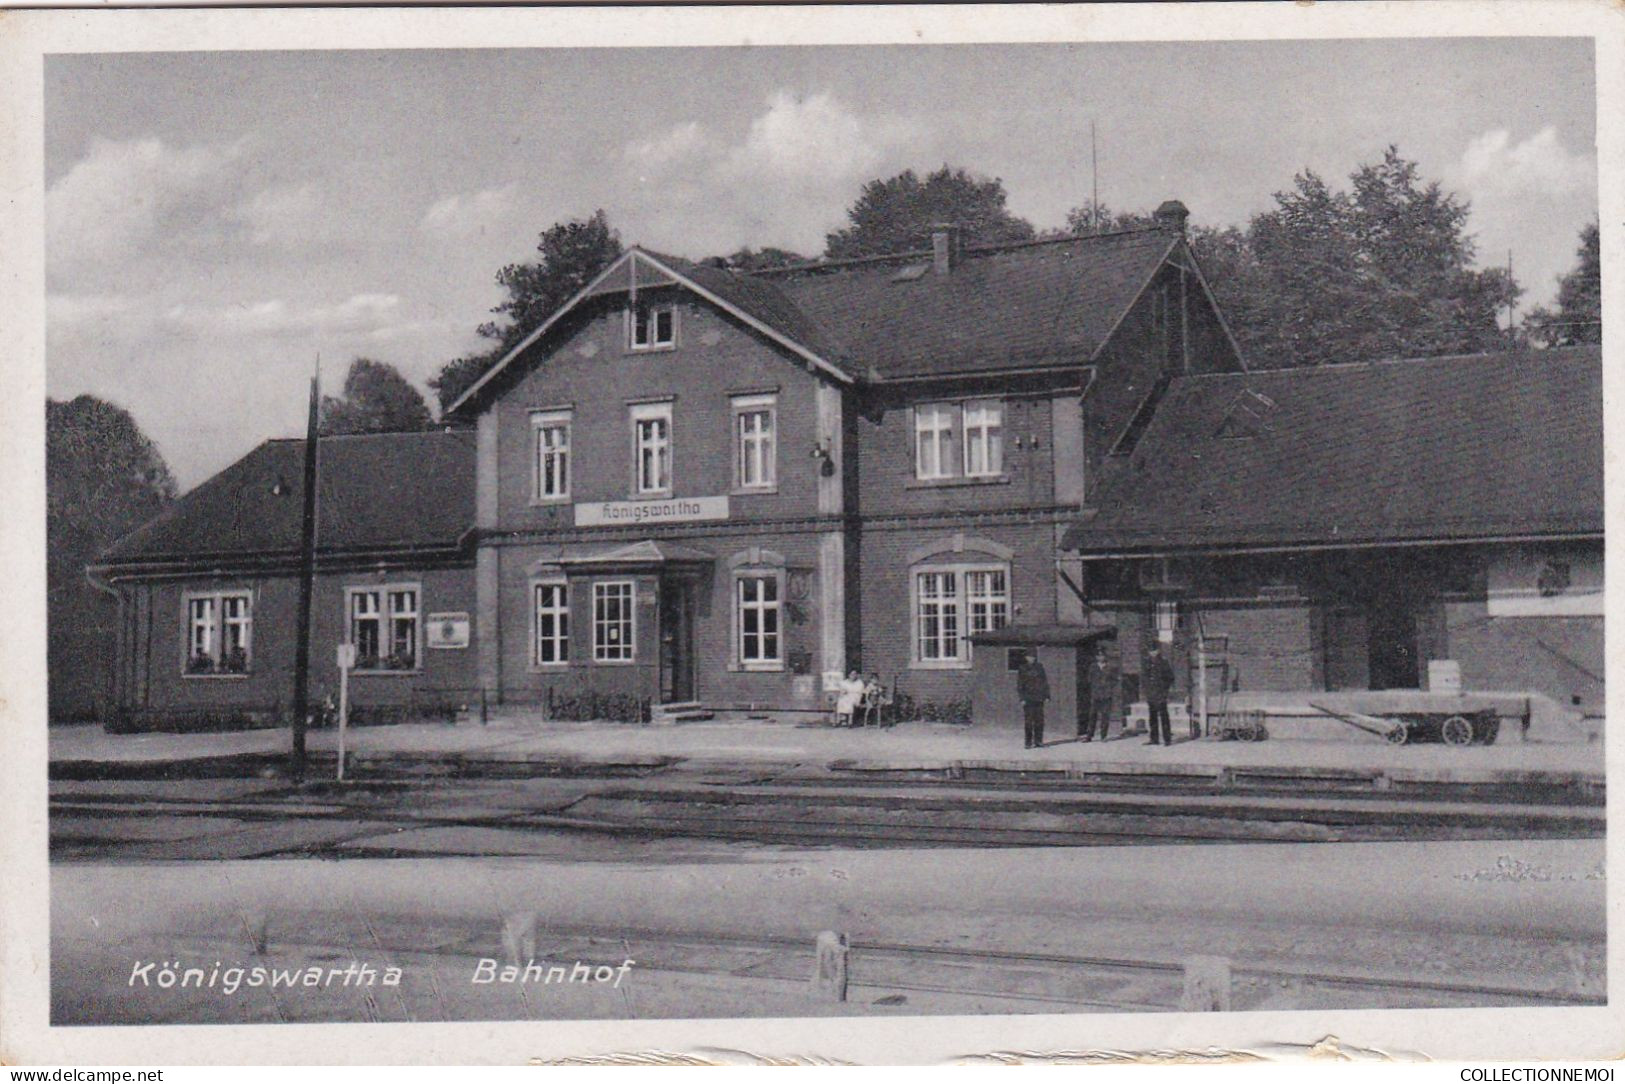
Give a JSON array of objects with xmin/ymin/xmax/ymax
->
[
  {"xmin": 629, "ymin": 300, "xmax": 676, "ymax": 350},
  {"xmin": 1215, "ymin": 389, "xmax": 1278, "ymax": 439},
  {"xmin": 890, "ymin": 263, "xmax": 930, "ymax": 283}
]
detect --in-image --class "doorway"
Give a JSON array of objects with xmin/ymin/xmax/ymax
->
[
  {"xmin": 1367, "ymin": 603, "xmax": 1420, "ymax": 690},
  {"xmin": 658, "ymin": 578, "xmax": 696, "ymax": 704}
]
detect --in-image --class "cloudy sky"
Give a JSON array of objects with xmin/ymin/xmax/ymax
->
[{"xmin": 45, "ymin": 38, "xmax": 1597, "ymax": 490}]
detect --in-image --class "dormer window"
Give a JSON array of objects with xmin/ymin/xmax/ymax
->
[{"xmin": 629, "ymin": 300, "xmax": 676, "ymax": 350}]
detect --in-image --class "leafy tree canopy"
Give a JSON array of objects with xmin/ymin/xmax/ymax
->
[
  {"xmin": 1526, "ymin": 222, "xmax": 1601, "ymax": 348},
  {"xmin": 1097, "ymin": 147, "xmax": 1521, "ymax": 369},
  {"xmin": 318, "ymin": 357, "xmax": 434, "ymax": 436},
  {"xmin": 824, "ymin": 166, "xmax": 1035, "ymax": 259},
  {"xmin": 47, "ymin": 395, "xmax": 177, "ymax": 720},
  {"xmin": 714, "ymin": 246, "xmax": 810, "ymax": 272},
  {"xmin": 430, "ymin": 209, "xmax": 623, "ymax": 413},
  {"xmin": 1061, "ymin": 200, "xmax": 1156, "ymax": 237}
]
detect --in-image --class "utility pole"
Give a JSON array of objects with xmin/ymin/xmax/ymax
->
[{"xmin": 290, "ymin": 363, "xmax": 321, "ymax": 779}]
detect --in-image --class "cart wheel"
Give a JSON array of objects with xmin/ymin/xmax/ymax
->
[
  {"xmin": 1441, "ymin": 714, "xmax": 1475, "ymax": 746},
  {"xmin": 1250, "ymin": 725, "xmax": 1269, "ymax": 743},
  {"xmin": 1385, "ymin": 725, "xmax": 1408, "ymax": 745}
]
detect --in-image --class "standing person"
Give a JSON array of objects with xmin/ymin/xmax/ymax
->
[
  {"xmin": 1143, "ymin": 641, "xmax": 1175, "ymax": 747},
  {"xmin": 1016, "ymin": 650, "xmax": 1051, "ymax": 750},
  {"xmin": 1082, "ymin": 651, "xmax": 1116, "ymax": 741}
]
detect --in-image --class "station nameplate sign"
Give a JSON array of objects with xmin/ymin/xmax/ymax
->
[
  {"xmin": 575, "ymin": 495, "xmax": 730, "ymax": 527},
  {"xmin": 427, "ymin": 612, "xmax": 471, "ymax": 649}
]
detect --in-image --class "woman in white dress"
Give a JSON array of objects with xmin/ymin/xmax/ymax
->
[{"xmin": 834, "ymin": 670, "xmax": 866, "ymax": 727}]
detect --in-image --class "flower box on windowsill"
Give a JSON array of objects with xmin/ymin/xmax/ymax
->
[{"xmin": 904, "ymin": 475, "xmax": 1011, "ymax": 491}]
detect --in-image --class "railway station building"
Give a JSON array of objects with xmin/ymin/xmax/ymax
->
[{"xmin": 90, "ymin": 201, "xmax": 1603, "ymax": 730}]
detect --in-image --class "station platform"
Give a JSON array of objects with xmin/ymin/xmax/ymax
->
[{"xmin": 49, "ymin": 713, "xmax": 1606, "ymax": 786}]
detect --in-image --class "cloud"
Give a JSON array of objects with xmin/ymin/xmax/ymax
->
[
  {"xmin": 230, "ymin": 183, "xmax": 329, "ymax": 248},
  {"xmin": 625, "ymin": 122, "xmax": 714, "ymax": 176},
  {"xmin": 420, "ymin": 184, "xmax": 520, "ymax": 240},
  {"xmin": 617, "ymin": 90, "xmax": 917, "ymax": 254},
  {"xmin": 160, "ymin": 292, "xmax": 406, "ymax": 339},
  {"xmin": 46, "ymin": 136, "xmax": 247, "ymax": 283},
  {"xmin": 723, "ymin": 90, "xmax": 891, "ymax": 186},
  {"xmin": 1455, "ymin": 126, "xmax": 1595, "ymax": 198},
  {"xmin": 1445, "ymin": 127, "xmax": 1596, "ymax": 312}
]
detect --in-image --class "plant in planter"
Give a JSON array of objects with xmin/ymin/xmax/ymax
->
[
  {"xmin": 383, "ymin": 651, "xmax": 416, "ymax": 671},
  {"xmin": 221, "ymin": 646, "xmax": 249, "ymax": 674},
  {"xmin": 186, "ymin": 651, "xmax": 215, "ymax": 674}
]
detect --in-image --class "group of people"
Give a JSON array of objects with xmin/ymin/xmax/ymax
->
[
  {"xmin": 1015, "ymin": 641, "xmax": 1179, "ymax": 750},
  {"xmin": 832, "ymin": 670, "xmax": 887, "ymax": 728}
]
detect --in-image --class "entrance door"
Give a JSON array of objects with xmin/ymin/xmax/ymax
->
[
  {"xmin": 1322, "ymin": 607, "xmax": 1369, "ymax": 691},
  {"xmin": 658, "ymin": 579, "xmax": 695, "ymax": 703},
  {"xmin": 1367, "ymin": 603, "xmax": 1420, "ymax": 689}
]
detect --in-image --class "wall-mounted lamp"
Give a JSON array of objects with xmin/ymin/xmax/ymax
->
[{"xmin": 810, "ymin": 438, "xmax": 836, "ymax": 478}]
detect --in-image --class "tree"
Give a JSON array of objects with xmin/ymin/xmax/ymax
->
[
  {"xmin": 824, "ymin": 166, "xmax": 1035, "ymax": 259},
  {"xmin": 1202, "ymin": 148, "xmax": 1519, "ymax": 369},
  {"xmin": 1526, "ymin": 222, "xmax": 1601, "ymax": 347},
  {"xmin": 47, "ymin": 395, "xmax": 177, "ymax": 721},
  {"xmin": 1061, "ymin": 200, "xmax": 1156, "ymax": 236},
  {"xmin": 318, "ymin": 357, "xmax": 433, "ymax": 436},
  {"xmin": 430, "ymin": 210, "xmax": 623, "ymax": 412},
  {"xmin": 715, "ymin": 246, "xmax": 809, "ymax": 272}
]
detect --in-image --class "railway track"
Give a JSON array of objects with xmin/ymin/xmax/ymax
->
[
  {"xmin": 50, "ymin": 767, "xmax": 1604, "ymax": 859},
  {"xmin": 165, "ymin": 916, "xmax": 1605, "ymax": 1014}
]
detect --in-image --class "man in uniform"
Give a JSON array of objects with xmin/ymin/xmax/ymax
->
[
  {"xmin": 1016, "ymin": 650, "xmax": 1051, "ymax": 750},
  {"xmin": 1081, "ymin": 650, "xmax": 1116, "ymax": 741},
  {"xmin": 1143, "ymin": 640, "xmax": 1175, "ymax": 747}
]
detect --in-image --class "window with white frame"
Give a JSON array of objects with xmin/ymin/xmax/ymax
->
[
  {"xmin": 915, "ymin": 399, "xmax": 1005, "ymax": 480},
  {"xmin": 348, "ymin": 585, "xmax": 420, "ymax": 671},
  {"xmin": 593, "ymin": 580, "xmax": 635, "ymax": 662},
  {"xmin": 184, "ymin": 590, "xmax": 253, "ymax": 675},
  {"xmin": 736, "ymin": 573, "xmax": 782, "ymax": 668},
  {"xmin": 915, "ymin": 403, "xmax": 961, "ymax": 479},
  {"xmin": 914, "ymin": 564, "xmax": 1009, "ymax": 666},
  {"xmin": 629, "ymin": 300, "xmax": 676, "ymax": 350},
  {"xmin": 533, "ymin": 581, "xmax": 569, "ymax": 666},
  {"xmin": 962, "ymin": 399, "xmax": 1004, "ymax": 476},
  {"xmin": 631, "ymin": 402, "xmax": 672, "ymax": 495},
  {"xmin": 532, "ymin": 410, "xmax": 571, "ymax": 500},
  {"xmin": 733, "ymin": 395, "xmax": 777, "ymax": 490}
]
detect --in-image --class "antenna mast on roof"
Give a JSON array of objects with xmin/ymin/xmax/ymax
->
[{"xmin": 1091, "ymin": 119, "xmax": 1100, "ymax": 231}]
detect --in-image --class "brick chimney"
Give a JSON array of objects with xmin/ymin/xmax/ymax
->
[
  {"xmin": 931, "ymin": 223, "xmax": 964, "ymax": 275},
  {"xmin": 1153, "ymin": 200, "xmax": 1190, "ymax": 236}
]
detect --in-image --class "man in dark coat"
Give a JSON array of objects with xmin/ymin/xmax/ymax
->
[
  {"xmin": 1081, "ymin": 651, "xmax": 1115, "ymax": 741},
  {"xmin": 1143, "ymin": 641, "xmax": 1175, "ymax": 746},
  {"xmin": 1016, "ymin": 651, "xmax": 1051, "ymax": 749}
]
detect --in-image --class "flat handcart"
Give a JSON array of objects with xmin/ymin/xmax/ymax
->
[{"xmin": 1308, "ymin": 692, "xmax": 1501, "ymax": 747}]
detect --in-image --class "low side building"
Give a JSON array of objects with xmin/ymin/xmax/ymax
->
[
  {"xmin": 1060, "ymin": 346, "xmax": 1603, "ymax": 721},
  {"xmin": 91, "ymin": 431, "xmax": 477, "ymax": 731}
]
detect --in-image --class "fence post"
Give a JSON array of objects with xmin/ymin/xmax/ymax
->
[
  {"xmin": 812, "ymin": 931, "xmax": 849, "ymax": 1002},
  {"xmin": 480, "ymin": 686, "xmax": 488, "ymax": 726},
  {"xmin": 1179, "ymin": 955, "xmax": 1231, "ymax": 1011}
]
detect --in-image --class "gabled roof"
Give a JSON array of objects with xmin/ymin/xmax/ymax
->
[
  {"xmin": 449, "ymin": 248, "xmax": 854, "ymax": 415},
  {"xmin": 97, "ymin": 430, "xmax": 475, "ymax": 571},
  {"xmin": 448, "ymin": 225, "xmax": 1192, "ymax": 415},
  {"xmin": 1063, "ymin": 346, "xmax": 1603, "ymax": 555},
  {"xmin": 765, "ymin": 228, "xmax": 1179, "ymax": 379}
]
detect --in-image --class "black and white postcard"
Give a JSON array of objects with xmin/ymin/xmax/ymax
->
[{"xmin": 1, "ymin": 1, "xmax": 1620, "ymax": 1068}]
